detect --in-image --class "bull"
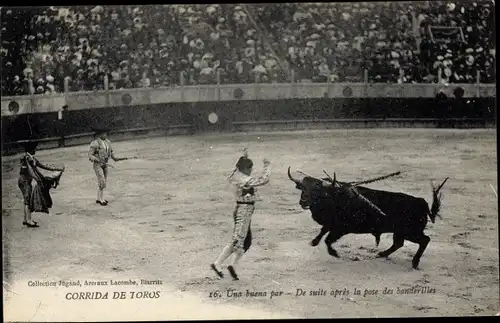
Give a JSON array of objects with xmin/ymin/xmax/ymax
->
[{"xmin": 288, "ymin": 167, "xmax": 449, "ymax": 269}]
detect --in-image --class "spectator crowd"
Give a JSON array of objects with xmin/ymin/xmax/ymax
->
[{"xmin": 1, "ymin": 2, "xmax": 495, "ymax": 96}]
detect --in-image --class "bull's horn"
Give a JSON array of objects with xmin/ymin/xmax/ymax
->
[{"xmin": 287, "ymin": 166, "xmax": 301, "ymax": 184}]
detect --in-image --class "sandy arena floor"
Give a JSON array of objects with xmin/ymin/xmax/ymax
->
[{"xmin": 2, "ymin": 129, "xmax": 499, "ymax": 320}]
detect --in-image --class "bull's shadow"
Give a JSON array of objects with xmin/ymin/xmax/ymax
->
[
  {"xmin": 287, "ymin": 167, "xmax": 449, "ymax": 270},
  {"xmin": 317, "ymin": 246, "xmax": 418, "ymax": 272}
]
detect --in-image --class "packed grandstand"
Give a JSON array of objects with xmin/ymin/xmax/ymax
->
[{"xmin": 1, "ymin": 2, "xmax": 496, "ymax": 96}]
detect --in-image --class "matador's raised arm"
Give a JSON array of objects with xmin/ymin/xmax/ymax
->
[{"xmin": 244, "ymin": 161, "xmax": 271, "ymax": 187}]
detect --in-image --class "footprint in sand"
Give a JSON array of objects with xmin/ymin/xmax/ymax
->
[
  {"xmin": 451, "ymin": 232, "xmax": 470, "ymax": 239},
  {"xmin": 458, "ymin": 242, "xmax": 480, "ymax": 250},
  {"xmin": 476, "ymin": 265, "xmax": 497, "ymax": 275},
  {"xmin": 175, "ymin": 226, "xmax": 187, "ymax": 232},
  {"xmin": 413, "ymin": 305, "xmax": 437, "ymax": 312},
  {"xmin": 415, "ymin": 274, "xmax": 431, "ymax": 284},
  {"xmin": 437, "ymin": 265, "xmax": 454, "ymax": 277},
  {"xmin": 184, "ymin": 277, "xmax": 216, "ymax": 287},
  {"xmin": 473, "ymin": 306, "xmax": 485, "ymax": 314},
  {"xmin": 71, "ymin": 260, "xmax": 85, "ymax": 265},
  {"xmin": 264, "ymin": 243, "xmax": 278, "ymax": 250},
  {"xmin": 403, "ymin": 250, "xmax": 414, "ymax": 258},
  {"xmin": 451, "ymin": 232, "xmax": 480, "ymax": 250},
  {"xmin": 447, "ymin": 289, "xmax": 472, "ymax": 301},
  {"xmin": 358, "ymin": 246, "xmax": 378, "ymax": 253},
  {"xmin": 254, "ymin": 257, "xmax": 272, "ymax": 263}
]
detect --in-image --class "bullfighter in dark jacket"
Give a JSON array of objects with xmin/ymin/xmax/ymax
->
[{"xmin": 18, "ymin": 141, "xmax": 64, "ymax": 227}]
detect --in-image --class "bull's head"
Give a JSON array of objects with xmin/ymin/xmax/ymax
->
[
  {"xmin": 289, "ymin": 167, "xmax": 391, "ymax": 225},
  {"xmin": 288, "ymin": 166, "xmax": 338, "ymax": 209}
]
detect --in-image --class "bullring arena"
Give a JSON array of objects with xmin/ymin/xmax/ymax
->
[
  {"xmin": 2, "ymin": 128, "xmax": 498, "ymax": 320},
  {"xmin": 1, "ymin": 1, "xmax": 498, "ymax": 320}
]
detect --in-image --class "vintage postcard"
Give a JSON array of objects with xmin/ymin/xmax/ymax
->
[{"xmin": 2, "ymin": 2, "xmax": 498, "ymax": 321}]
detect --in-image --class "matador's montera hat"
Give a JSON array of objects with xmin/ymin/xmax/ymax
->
[
  {"xmin": 22, "ymin": 140, "xmax": 38, "ymax": 152},
  {"xmin": 236, "ymin": 156, "xmax": 253, "ymax": 171}
]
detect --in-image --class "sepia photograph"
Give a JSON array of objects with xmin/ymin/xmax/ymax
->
[{"xmin": 1, "ymin": 1, "xmax": 498, "ymax": 321}]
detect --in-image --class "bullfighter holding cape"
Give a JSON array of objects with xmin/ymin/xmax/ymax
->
[
  {"xmin": 211, "ymin": 148, "xmax": 271, "ymax": 280},
  {"xmin": 18, "ymin": 141, "xmax": 65, "ymax": 227}
]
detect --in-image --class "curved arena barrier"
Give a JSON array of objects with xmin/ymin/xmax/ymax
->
[{"xmin": 1, "ymin": 82, "xmax": 496, "ymax": 155}]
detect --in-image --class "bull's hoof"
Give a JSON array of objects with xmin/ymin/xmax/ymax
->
[
  {"xmin": 376, "ymin": 252, "xmax": 387, "ymax": 258},
  {"xmin": 412, "ymin": 260, "xmax": 420, "ymax": 270},
  {"xmin": 310, "ymin": 239, "xmax": 320, "ymax": 247},
  {"xmin": 328, "ymin": 249, "xmax": 339, "ymax": 258}
]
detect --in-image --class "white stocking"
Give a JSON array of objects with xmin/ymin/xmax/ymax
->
[
  {"xmin": 214, "ymin": 246, "xmax": 233, "ymax": 267},
  {"xmin": 230, "ymin": 249, "xmax": 244, "ymax": 268}
]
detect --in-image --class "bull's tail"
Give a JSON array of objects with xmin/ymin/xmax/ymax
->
[{"xmin": 429, "ymin": 177, "xmax": 449, "ymax": 223}]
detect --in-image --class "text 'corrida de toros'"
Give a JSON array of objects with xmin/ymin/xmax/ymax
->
[{"xmin": 65, "ymin": 291, "xmax": 161, "ymax": 300}]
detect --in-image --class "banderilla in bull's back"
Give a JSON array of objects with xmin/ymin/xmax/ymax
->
[
  {"xmin": 323, "ymin": 170, "xmax": 404, "ymax": 187},
  {"xmin": 295, "ymin": 170, "xmax": 404, "ymax": 188}
]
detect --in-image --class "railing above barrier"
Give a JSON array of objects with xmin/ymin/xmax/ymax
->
[{"xmin": 1, "ymin": 82, "xmax": 496, "ymax": 116}]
